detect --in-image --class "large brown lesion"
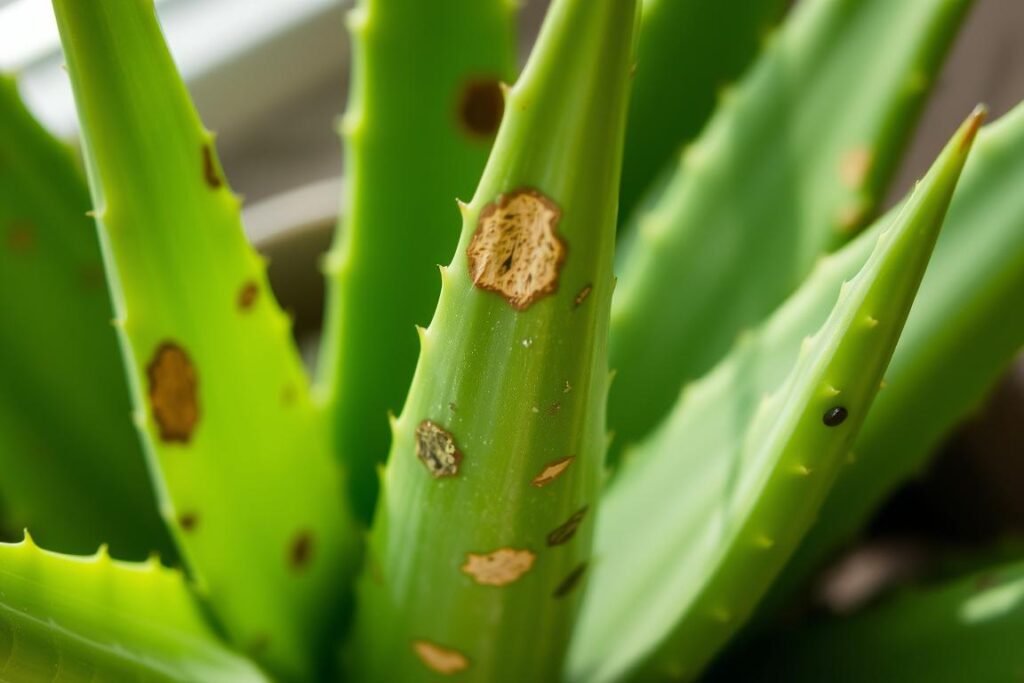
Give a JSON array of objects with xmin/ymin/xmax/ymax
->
[
  {"xmin": 461, "ymin": 548, "xmax": 536, "ymax": 586},
  {"xmin": 147, "ymin": 342, "xmax": 200, "ymax": 443},
  {"xmin": 415, "ymin": 420, "xmax": 463, "ymax": 478},
  {"xmin": 467, "ymin": 189, "xmax": 565, "ymax": 311}
]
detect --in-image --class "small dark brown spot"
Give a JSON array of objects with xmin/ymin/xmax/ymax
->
[
  {"xmin": 289, "ymin": 530, "xmax": 314, "ymax": 571},
  {"xmin": 975, "ymin": 572, "xmax": 1000, "ymax": 591},
  {"xmin": 178, "ymin": 512, "xmax": 199, "ymax": 532},
  {"xmin": 547, "ymin": 506, "xmax": 588, "ymax": 546},
  {"xmin": 553, "ymin": 562, "xmax": 588, "ymax": 598},
  {"xmin": 448, "ymin": 402, "xmax": 457, "ymax": 413},
  {"xmin": 202, "ymin": 144, "xmax": 222, "ymax": 189},
  {"xmin": 415, "ymin": 420, "xmax": 463, "ymax": 478},
  {"xmin": 458, "ymin": 78, "xmax": 505, "ymax": 138},
  {"xmin": 573, "ymin": 284, "xmax": 593, "ymax": 308},
  {"xmin": 237, "ymin": 280, "xmax": 259, "ymax": 311},
  {"xmin": 147, "ymin": 342, "xmax": 200, "ymax": 443},
  {"xmin": 546, "ymin": 402, "xmax": 562, "ymax": 416},
  {"xmin": 5, "ymin": 221, "xmax": 34, "ymax": 252},
  {"xmin": 823, "ymin": 406, "xmax": 848, "ymax": 427}
]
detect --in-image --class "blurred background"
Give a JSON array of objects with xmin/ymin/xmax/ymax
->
[{"xmin": 2, "ymin": 0, "xmax": 1023, "ymax": 611}]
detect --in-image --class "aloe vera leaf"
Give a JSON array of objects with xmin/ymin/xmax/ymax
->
[
  {"xmin": 348, "ymin": 1, "xmax": 638, "ymax": 680},
  {"xmin": 619, "ymin": 0, "xmax": 787, "ymax": 225},
  {"xmin": 720, "ymin": 560, "xmax": 1024, "ymax": 682},
  {"xmin": 318, "ymin": 0, "xmax": 517, "ymax": 522},
  {"xmin": 608, "ymin": 0, "xmax": 973, "ymax": 457},
  {"xmin": 773, "ymin": 99, "xmax": 1024, "ymax": 604},
  {"xmin": 0, "ymin": 535, "xmax": 269, "ymax": 682},
  {"xmin": 51, "ymin": 2, "xmax": 360, "ymax": 678},
  {"xmin": 0, "ymin": 75, "xmax": 170, "ymax": 559},
  {"xmin": 568, "ymin": 109, "xmax": 984, "ymax": 683}
]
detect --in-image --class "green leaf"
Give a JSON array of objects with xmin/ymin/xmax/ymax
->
[
  {"xmin": 0, "ymin": 74, "xmax": 171, "ymax": 560},
  {"xmin": 349, "ymin": 0, "xmax": 638, "ymax": 680},
  {"xmin": 773, "ymin": 99, "xmax": 1024, "ymax": 606},
  {"xmin": 568, "ymin": 108, "xmax": 984, "ymax": 683},
  {"xmin": 51, "ymin": 1, "xmax": 360, "ymax": 678},
  {"xmin": 317, "ymin": 0, "xmax": 518, "ymax": 522},
  {"xmin": 720, "ymin": 560, "xmax": 1024, "ymax": 682},
  {"xmin": 0, "ymin": 535, "xmax": 269, "ymax": 682},
  {"xmin": 608, "ymin": 0, "xmax": 973, "ymax": 457},
  {"xmin": 618, "ymin": 0, "xmax": 787, "ymax": 224}
]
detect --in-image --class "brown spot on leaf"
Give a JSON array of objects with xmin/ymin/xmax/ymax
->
[
  {"xmin": 531, "ymin": 456, "xmax": 575, "ymax": 487},
  {"xmin": 415, "ymin": 420, "xmax": 463, "ymax": 478},
  {"xmin": 547, "ymin": 506, "xmax": 589, "ymax": 546},
  {"xmin": 202, "ymin": 144, "xmax": 222, "ymax": 189},
  {"xmin": 840, "ymin": 147, "xmax": 872, "ymax": 189},
  {"xmin": 237, "ymin": 280, "xmax": 259, "ymax": 311},
  {"xmin": 467, "ymin": 189, "xmax": 565, "ymax": 310},
  {"xmin": 553, "ymin": 563, "xmax": 588, "ymax": 598},
  {"xmin": 412, "ymin": 640, "xmax": 470, "ymax": 675},
  {"xmin": 458, "ymin": 78, "xmax": 504, "ymax": 138},
  {"xmin": 546, "ymin": 402, "xmax": 562, "ymax": 416},
  {"xmin": 289, "ymin": 530, "xmax": 314, "ymax": 571},
  {"xmin": 178, "ymin": 512, "xmax": 199, "ymax": 532},
  {"xmin": 281, "ymin": 384, "xmax": 297, "ymax": 406},
  {"xmin": 462, "ymin": 548, "xmax": 535, "ymax": 586},
  {"xmin": 5, "ymin": 221, "xmax": 34, "ymax": 252},
  {"xmin": 573, "ymin": 284, "xmax": 593, "ymax": 308},
  {"xmin": 147, "ymin": 342, "xmax": 199, "ymax": 443}
]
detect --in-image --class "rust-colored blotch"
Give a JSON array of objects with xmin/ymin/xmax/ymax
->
[
  {"xmin": 237, "ymin": 280, "xmax": 259, "ymax": 311},
  {"xmin": 467, "ymin": 189, "xmax": 565, "ymax": 311},
  {"xmin": 462, "ymin": 548, "xmax": 536, "ymax": 586},
  {"xmin": 147, "ymin": 342, "xmax": 200, "ymax": 443},
  {"xmin": 458, "ymin": 78, "xmax": 505, "ymax": 138},
  {"xmin": 412, "ymin": 640, "xmax": 470, "ymax": 675},
  {"xmin": 531, "ymin": 456, "xmax": 575, "ymax": 487}
]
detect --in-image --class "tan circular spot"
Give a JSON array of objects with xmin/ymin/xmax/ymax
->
[
  {"xmin": 467, "ymin": 189, "xmax": 565, "ymax": 311},
  {"xmin": 461, "ymin": 548, "xmax": 535, "ymax": 586},
  {"xmin": 147, "ymin": 342, "xmax": 199, "ymax": 443}
]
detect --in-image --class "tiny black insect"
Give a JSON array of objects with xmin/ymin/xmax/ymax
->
[{"xmin": 823, "ymin": 406, "xmax": 848, "ymax": 427}]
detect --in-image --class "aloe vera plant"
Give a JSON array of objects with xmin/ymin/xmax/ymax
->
[{"xmin": 0, "ymin": 0, "xmax": 1022, "ymax": 681}]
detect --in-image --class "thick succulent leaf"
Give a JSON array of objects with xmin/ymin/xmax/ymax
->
[
  {"xmin": 0, "ymin": 535, "xmax": 268, "ymax": 682},
  {"xmin": 318, "ymin": 0, "xmax": 517, "ymax": 522},
  {"xmin": 51, "ymin": 1, "xmax": 360, "ymax": 679},
  {"xmin": 0, "ymin": 75, "xmax": 170, "ymax": 559},
  {"xmin": 719, "ymin": 560, "xmax": 1024, "ymax": 682},
  {"xmin": 771, "ymin": 99, "xmax": 1024, "ymax": 605},
  {"xmin": 349, "ymin": 0, "xmax": 638, "ymax": 680},
  {"xmin": 608, "ymin": 0, "xmax": 973, "ymax": 456},
  {"xmin": 568, "ymin": 110, "xmax": 983, "ymax": 683},
  {"xmin": 618, "ymin": 0, "xmax": 786, "ymax": 224}
]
